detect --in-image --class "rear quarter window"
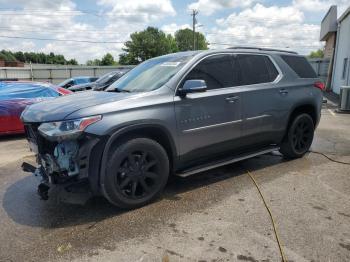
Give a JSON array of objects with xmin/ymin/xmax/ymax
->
[{"xmin": 281, "ymin": 55, "xmax": 317, "ymax": 78}]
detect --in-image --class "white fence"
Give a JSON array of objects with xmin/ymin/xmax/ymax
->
[
  {"xmin": 0, "ymin": 59, "xmax": 330, "ymax": 85},
  {"xmin": 308, "ymin": 58, "xmax": 330, "ymax": 82},
  {"xmin": 0, "ymin": 65, "xmax": 134, "ymax": 84}
]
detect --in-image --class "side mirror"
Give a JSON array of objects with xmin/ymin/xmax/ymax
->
[{"xmin": 178, "ymin": 79, "xmax": 207, "ymax": 97}]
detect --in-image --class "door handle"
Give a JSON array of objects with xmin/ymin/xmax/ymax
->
[
  {"xmin": 279, "ymin": 88, "xmax": 288, "ymax": 95},
  {"xmin": 225, "ymin": 96, "xmax": 240, "ymax": 103}
]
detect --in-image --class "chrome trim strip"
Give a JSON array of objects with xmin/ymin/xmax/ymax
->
[
  {"xmin": 246, "ymin": 114, "xmax": 271, "ymax": 121},
  {"xmin": 177, "ymin": 147, "xmax": 280, "ymax": 177},
  {"xmin": 183, "ymin": 119, "xmax": 242, "ymax": 133}
]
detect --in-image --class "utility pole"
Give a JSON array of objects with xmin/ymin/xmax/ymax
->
[{"xmin": 191, "ymin": 9, "xmax": 198, "ymax": 51}]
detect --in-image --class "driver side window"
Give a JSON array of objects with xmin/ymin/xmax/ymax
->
[
  {"xmin": 184, "ymin": 54, "xmax": 238, "ymax": 90},
  {"xmin": 64, "ymin": 80, "xmax": 74, "ymax": 88}
]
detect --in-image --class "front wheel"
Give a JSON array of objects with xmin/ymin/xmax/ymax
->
[
  {"xmin": 101, "ymin": 138, "xmax": 169, "ymax": 209},
  {"xmin": 279, "ymin": 113, "xmax": 314, "ymax": 159}
]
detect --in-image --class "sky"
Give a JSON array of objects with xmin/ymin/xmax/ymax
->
[{"xmin": 0, "ymin": 0, "xmax": 348, "ymax": 63}]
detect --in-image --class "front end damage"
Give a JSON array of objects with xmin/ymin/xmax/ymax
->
[{"xmin": 22, "ymin": 120, "xmax": 104, "ymax": 204}]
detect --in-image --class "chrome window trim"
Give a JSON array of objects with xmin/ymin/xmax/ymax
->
[{"xmin": 175, "ymin": 52, "xmax": 283, "ymax": 94}]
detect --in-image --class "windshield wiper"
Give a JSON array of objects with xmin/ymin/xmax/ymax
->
[{"xmin": 107, "ymin": 88, "xmax": 130, "ymax": 93}]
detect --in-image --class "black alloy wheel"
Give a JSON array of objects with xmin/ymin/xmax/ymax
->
[
  {"xmin": 115, "ymin": 150, "xmax": 160, "ymax": 199},
  {"xmin": 102, "ymin": 137, "xmax": 169, "ymax": 209},
  {"xmin": 291, "ymin": 117, "xmax": 313, "ymax": 154},
  {"xmin": 280, "ymin": 113, "xmax": 314, "ymax": 159}
]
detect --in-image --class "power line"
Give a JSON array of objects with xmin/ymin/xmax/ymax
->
[
  {"xmin": 0, "ymin": 28, "xmax": 320, "ymax": 46},
  {"xmin": 0, "ymin": 27, "xmax": 320, "ymax": 42},
  {"xmin": 0, "ymin": 10, "xmax": 164, "ymax": 18},
  {"xmin": 0, "ymin": 26, "xmax": 179, "ymax": 35},
  {"xmin": 0, "ymin": 34, "xmax": 320, "ymax": 49},
  {"xmin": 0, "ymin": 9, "xmax": 322, "ymax": 24},
  {"xmin": 0, "ymin": 27, "xmax": 133, "ymax": 35},
  {"xmin": 0, "ymin": 8, "xmax": 96, "ymax": 12},
  {"xmin": 0, "ymin": 35, "xmax": 124, "ymax": 44}
]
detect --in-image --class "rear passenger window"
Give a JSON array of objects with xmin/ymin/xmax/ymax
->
[
  {"xmin": 281, "ymin": 55, "xmax": 317, "ymax": 78},
  {"xmin": 237, "ymin": 55, "xmax": 278, "ymax": 85},
  {"xmin": 184, "ymin": 54, "xmax": 238, "ymax": 90}
]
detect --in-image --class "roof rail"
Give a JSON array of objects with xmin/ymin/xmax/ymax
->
[{"xmin": 228, "ymin": 46, "xmax": 298, "ymax": 54}]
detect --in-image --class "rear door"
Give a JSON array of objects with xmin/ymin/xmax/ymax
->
[
  {"xmin": 174, "ymin": 54, "xmax": 242, "ymax": 165},
  {"xmin": 236, "ymin": 54, "xmax": 285, "ymax": 148}
]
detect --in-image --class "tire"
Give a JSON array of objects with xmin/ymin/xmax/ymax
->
[
  {"xmin": 279, "ymin": 113, "xmax": 314, "ymax": 159},
  {"xmin": 101, "ymin": 137, "xmax": 169, "ymax": 209}
]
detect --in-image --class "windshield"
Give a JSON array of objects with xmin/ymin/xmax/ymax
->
[
  {"xmin": 106, "ymin": 53, "xmax": 194, "ymax": 93},
  {"xmin": 96, "ymin": 71, "xmax": 118, "ymax": 85},
  {"xmin": 58, "ymin": 78, "xmax": 72, "ymax": 87}
]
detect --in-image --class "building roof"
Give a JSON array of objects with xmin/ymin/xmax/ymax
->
[
  {"xmin": 338, "ymin": 6, "xmax": 350, "ymax": 23},
  {"xmin": 320, "ymin": 5, "xmax": 337, "ymax": 41}
]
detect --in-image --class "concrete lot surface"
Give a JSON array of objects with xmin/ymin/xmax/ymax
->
[{"xmin": 0, "ymin": 102, "xmax": 349, "ymax": 262}]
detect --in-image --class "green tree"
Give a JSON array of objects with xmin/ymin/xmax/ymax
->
[
  {"xmin": 309, "ymin": 49, "xmax": 324, "ymax": 58},
  {"xmin": 101, "ymin": 53, "xmax": 116, "ymax": 65},
  {"xmin": 0, "ymin": 50, "xmax": 78, "ymax": 65},
  {"xmin": 54, "ymin": 54, "xmax": 65, "ymax": 64},
  {"xmin": 14, "ymin": 51, "xmax": 25, "ymax": 62},
  {"xmin": 86, "ymin": 59, "xmax": 102, "ymax": 66},
  {"xmin": 0, "ymin": 50, "xmax": 17, "ymax": 61},
  {"xmin": 0, "ymin": 53, "xmax": 7, "ymax": 61},
  {"xmin": 68, "ymin": 59, "xmax": 78, "ymax": 65},
  {"xmin": 175, "ymin": 28, "xmax": 208, "ymax": 51},
  {"xmin": 119, "ymin": 27, "xmax": 179, "ymax": 65}
]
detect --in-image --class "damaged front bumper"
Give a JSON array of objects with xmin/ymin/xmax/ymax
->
[
  {"xmin": 22, "ymin": 161, "xmax": 93, "ymax": 204},
  {"xmin": 22, "ymin": 123, "xmax": 106, "ymax": 204}
]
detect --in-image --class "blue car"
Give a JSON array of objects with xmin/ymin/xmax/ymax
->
[{"xmin": 58, "ymin": 76, "xmax": 98, "ymax": 89}]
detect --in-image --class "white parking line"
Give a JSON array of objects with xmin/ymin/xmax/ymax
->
[{"xmin": 328, "ymin": 109, "xmax": 336, "ymax": 117}]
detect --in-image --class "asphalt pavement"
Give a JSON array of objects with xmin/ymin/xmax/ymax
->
[{"xmin": 0, "ymin": 101, "xmax": 349, "ymax": 262}]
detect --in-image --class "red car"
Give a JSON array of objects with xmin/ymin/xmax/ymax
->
[{"xmin": 0, "ymin": 81, "xmax": 71, "ymax": 135}]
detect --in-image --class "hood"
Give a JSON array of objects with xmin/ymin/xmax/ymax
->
[
  {"xmin": 21, "ymin": 91, "xmax": 134, "ymax": 123},
  {"xmin": 69, "ymin": 82, "xmax": 96, "ymax": 92}
]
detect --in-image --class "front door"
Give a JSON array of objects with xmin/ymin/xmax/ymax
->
[{"xmin": 174, "ymin": 54, "xmax": 242, "ymax": 166}]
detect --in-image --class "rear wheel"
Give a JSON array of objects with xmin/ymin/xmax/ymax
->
[
  {"xmin": 101, "ymin": 138, "xmax": 169, "ymax": 209},
  {"xmin": 279, "ymin": 113, "xmax": 314, "ymax": 159}
]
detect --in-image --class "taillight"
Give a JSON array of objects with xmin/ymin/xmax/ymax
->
[
  {"xmin": 314, "ymin": 81, "xmax": 325, "ymax": 91},
  {"xmin": 57, "ymin": 87, "xmax": 72, "ymax": 95}
]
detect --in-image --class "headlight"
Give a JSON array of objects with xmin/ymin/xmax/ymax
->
[{"xmin": 38, "ymin": 115, "xmax": 102, "ymax": 141}]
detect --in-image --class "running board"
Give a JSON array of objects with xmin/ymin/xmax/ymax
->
[{"xmin": 176, "ymin": 146, "xmax": 280, "ymax": 178}]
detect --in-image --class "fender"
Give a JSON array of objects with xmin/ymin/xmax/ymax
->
[
  {"xmin": 99, "ymin": 122, "xmax": 178, "ymax": 192},
  {"xmin": 285, "ymin": 101, "xmax": 319, "ymax": 131}
]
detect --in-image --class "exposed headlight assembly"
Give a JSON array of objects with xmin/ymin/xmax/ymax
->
[{"xmin": 38, "ymin": 115, "xmax": 102, "ymax": 141}]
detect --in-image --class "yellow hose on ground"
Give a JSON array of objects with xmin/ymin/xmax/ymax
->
[{"xmin": 246, "ymin": 170, "xmax": 287, "ymax": 262}]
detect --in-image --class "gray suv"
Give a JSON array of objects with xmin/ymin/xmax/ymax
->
[{"xmin": 21, "ymin": 47, "xmax": 324, "ymax": 209}]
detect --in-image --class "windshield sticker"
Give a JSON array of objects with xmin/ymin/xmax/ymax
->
[{"xmin": 160, "ymin": 62, "xmax": 181, "ymax": 67}]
